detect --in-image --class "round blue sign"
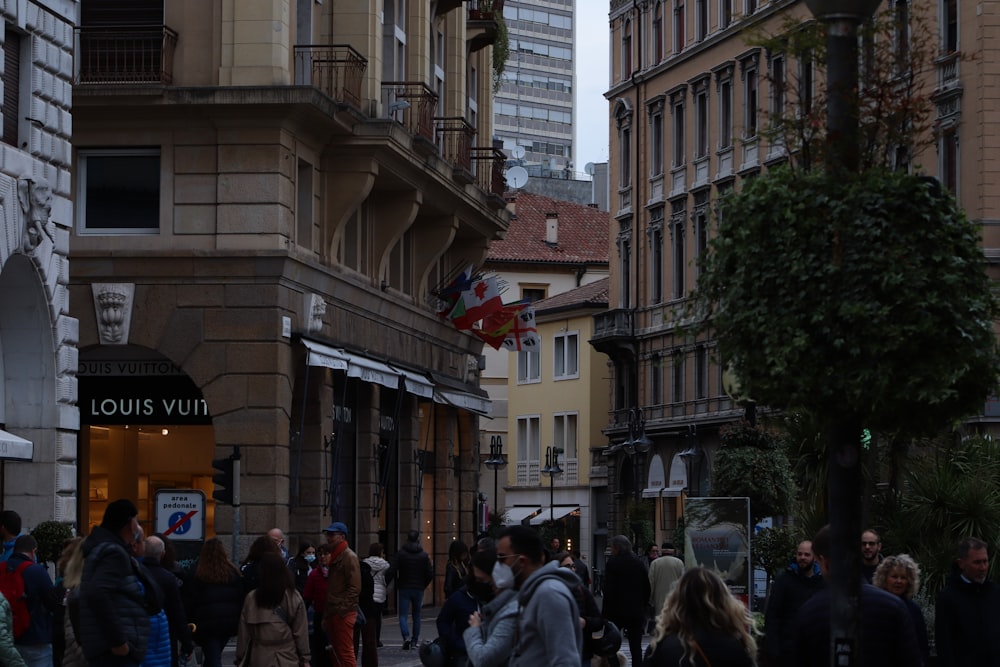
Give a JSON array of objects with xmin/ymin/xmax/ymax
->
[{"xmin": 168, "ymin": 511, "xmax": 192, "ymax": 535}]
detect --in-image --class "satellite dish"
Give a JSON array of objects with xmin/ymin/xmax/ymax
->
[
  {"xmin": 584, "ymin": 162, "xmax": 596, "ymax": 175},
  {"xmin": 505, "ymin": 165, "xmax": 529, "ymax": 190},
  {"xmin": 511, "ymin": 146, "xmax": 526, "ymax": 159}
]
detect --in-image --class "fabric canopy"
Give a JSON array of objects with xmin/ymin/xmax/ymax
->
[
  {"xmin": 529, "ymin": 506, "xmax": 579, "ymax": 525},
  {"xmin": 0, "ymin": 430, "xmax": 32, "ymax": 460},
  {"xmin": 503, "ymin": 506, "xmax": 542, "ymax": 524}
]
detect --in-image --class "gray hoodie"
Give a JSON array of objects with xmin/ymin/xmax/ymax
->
[{"xmin": 509, "ymin": 561, "xmax": 583, "ymax": 667}]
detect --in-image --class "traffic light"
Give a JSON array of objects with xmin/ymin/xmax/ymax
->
[{"xmin": 212, "ymin": 456, "xmax": 234, "ymax": 505}]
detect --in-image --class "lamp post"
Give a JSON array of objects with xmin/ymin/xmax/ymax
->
[
  {"xmin": 541, "ymin": 446, "xmax": 563, "ymax": 523},
  {"xmin": 484, "ymin": 437, "xmax": 508, "ymax": 519},
  {"xmin": 622, "ymin": 407, "xmax": 652, "ymax": 501},
  {"xmin": 802, "ymin": 2, "xmax": 880, "ymax": 665}
]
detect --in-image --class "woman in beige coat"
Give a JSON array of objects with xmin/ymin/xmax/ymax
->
[{"xmin": 236, "ymin": 552, "xmax": 311, "ymax": 667}]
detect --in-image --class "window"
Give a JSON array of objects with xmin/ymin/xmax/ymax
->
[
  {"xmin": 77, "ymin": 149, "xmax": 161, "ymax": 234},
  {"xmin": 553, "ymin": 413, "xmax": 578, "ymax": 460},
  {"xmin": 517, "ymin": 349, "xmax": 541, "ymax": 383},
  {"xmin": 770, "ymin": 54, "xmax": 786, "ymax": 121},
  {"xmin": 554, "ymin": 331, "xmax": 580, "ymax": 379},
  {"xmin": 799, "ymin": 51, "xmax": 814, "ymax": 120},
  {"xmin": 694, "ymin": 84, "xmax": 709, "ymax": 159},
  {"xmin": 649, "ymin": 206, "xmax": 665, "ymax": 304},
  {"xmin": 621, "ymin": 126, "xmax": 632, "ymax": 188},
  {"xmin": 670, "ymin": 200, "xmax": 686, "ymax": 298},
  {"xmin": 651, "ymin": 354, "xmax": 664, "ymax": 405},
  {"xmin": 521, "ymin": 286, "xmax": 547, "ymax": 303},
  {"xmin": 617, "ymin": 218, "xmax": 632, "ymax": 308},
  {"xmin": 671, "ymin": 93, "xmax": 686, "ymax": 167},
  {"xmin": 340, "ymin": 203, "xmax": 370, "ymax": 272},
  {"xmin": 943, "ymin": 0, "xmax": 957, "ymax": 53},
  {"xmin": 745, "ymin": 0, "xmax": 757, "ymax": 15},
  {"xmin": 671, "ymin": 350, "xmax": 685, "ymax": 404},
  {"xmin": 693, "ymin": 192, "xmax": 709, "ymax": 276},
  {"xmin": 940, "ymin": 127, "xmax": 958, "ymax": 194},
  {"xmin": 695, "ymin": 345, "xmax": 708, "ymax": 399},
  {"xmin": 718, "ymin": 74, "xmax": 733, "ymax": 148},
  {"xmin": 696, "ymin": 0, "xmax": 708, "ymax": 41},
  {"xmin": 743, "ymin": 61, "xmax": 758, "ymax": 138},
  {"xmin": 720, "ymin": 0, "xmax": 733, "ymax": 29},
  {"xmin": 622, "ymin": 18, "xmax": 633, "ymax": 79},
  {"xmin": 387, "ymin": 229, "xmax": 414, "ymax": 294},
  {"xmin": 652, "ymin": 1, "xmax": 665, "ymax": 62},
  {"xmin": 672, "ymin": 0, "xmax": 685, "ymax": 53},
  {"xmin": 297, "ymin": 159, "xmax": 314, "ymax": 250},
  {"xmin": 894, "ymin": 0, "xmax": 910, "ymax": 74},
  {"xmin": 382, "ymin": 0, "xmax": 407, "ymax": 81},
  {"xmin": 2, "ymin": 26, "xmax": 22, "ymax": 148},
  {"xmin": 649, "ymin": 100, "xmax": 665, "ymax": 177},
  {"xmin": 516, "ymin": 415, "xmax": 541, "ymax": 474}
]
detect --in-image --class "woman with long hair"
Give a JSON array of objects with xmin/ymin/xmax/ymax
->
[
  {"xmin": 290, "ymin": 541, "xmax": 317, "ymax": 593},
  {"xmin": 873, "ymin": 554, "xmax": 928, "ymax": 665},
  {"xmin": 236, "ymin": 552, "xmax": 310, "ymax": 667},
  {"xmin": 185, "ymin": 537, "xmax": 245, "ymax": 667},
  {"xmin": 642, "ymin": 568, "xmax": 756, "ymax": 667},
  {"xmin": 241, "ymin": 535, "xmax": 282, "ymax": 592},
  {"xmin": 302, "ymin": 545, "xmax": 331, "ymax": 667},
  {"xmin": 363, "ymin": 543, "xmax": 391, "ymax": 647},
  {"xmin": 444, "ymin": 540, "xmax": 470, "ymax": 599},
  {"xmin": 58, "ymin": 537, "xmax": 86, "ymax": 667}
]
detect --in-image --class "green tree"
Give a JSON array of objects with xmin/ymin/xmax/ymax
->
[
  {"xmin": 752, "ymin": 525, "xmax": 803, "ymax": 603},
  {"xmin": 711, "ymin": 420, "xmax": 796, "ymax": 526}
]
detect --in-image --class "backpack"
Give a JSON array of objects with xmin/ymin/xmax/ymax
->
[
  {"xmin": 0, "ymin": 560, "xmax": 32, "ymax": 639},
  {"xmin": 359, "ymin": 560, "xmax": 375, "ymax": 606}
]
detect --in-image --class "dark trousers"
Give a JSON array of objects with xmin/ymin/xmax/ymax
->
[{"xmin": 621, "ymin": 619, "xmax": 644, "ymax": 667}]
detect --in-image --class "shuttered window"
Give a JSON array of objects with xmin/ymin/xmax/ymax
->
[{"xmin": 2, "ymin": 28, "xmax": 19, "ymax": 148}]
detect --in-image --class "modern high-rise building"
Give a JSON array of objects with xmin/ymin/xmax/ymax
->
[{"xmin": 496, "ymin": 1, "xmax": 577, "ymax": 179}]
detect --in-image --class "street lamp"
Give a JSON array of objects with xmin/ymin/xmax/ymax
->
[
  {"xmin": 541, "ymin": 446, "xmax": 563, "ymax": 523},
  {"xmin": 802, "ymin": 2, "xmax": 880, "ymax": 666},
  {"xmin": 622, "ymin": 407, "xmax": 652, "ymax": 501},
  {"xmin": 484, "ymin": 438, "xmax": 508, "ymax": 517}
]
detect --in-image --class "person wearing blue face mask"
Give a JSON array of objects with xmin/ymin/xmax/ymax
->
[{"xmin": 290, "ymin": 542, "xmax": 317, "ymax": 594}]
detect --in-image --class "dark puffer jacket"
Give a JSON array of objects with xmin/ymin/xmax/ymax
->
[
  {"xmin": 185, "ymin": 569, "xmax": 245, "ymax": 644},
  {"xmin": 76, "ymin": 526, "xmax": 150, "ymax": 664},
  {"xmin": 392, "ymin": 542, "xmax": 433, "ymax": 591}
]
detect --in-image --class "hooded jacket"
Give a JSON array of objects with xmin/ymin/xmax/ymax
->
[
  {"xmin": 509, "ymin": 561, "xmax": 582, "ymax": 667},
  {"xmin": 76, "ymin": 525, "xmax": 150, "ymax": 664},
  {"xmin": 763, "ymin": 560, "xmax": 824, "ymax": 664},
  {"xmin": 393, "ymin": 541, "xmax": 433, "ymax": 591},
  {"xmin": 363, "ymin": 555, "xmax": 391, "ymax": 604},
  {"xmin": 462, "ymin": 589, "xmax": 517, "ymax": 667}
]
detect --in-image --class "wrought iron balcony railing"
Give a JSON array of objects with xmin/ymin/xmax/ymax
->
[
  {"xmin": 435, "ymin": 117, "xmax": 476, "ymax": 173},
  {"xmin": 293, "ymin": 45, "xmax": 366, "ymax": 109},
  {"xmin": 468, "ymin": 0, "xmax": 506, "ymax": 19},
  {"xmin": 470, "ymin": 147, "xmax": 506, "ymax": 196},
  {"xmin": 383, "ymin": 82, "xmax": 438, "ymax": 142},
  {"xmin": 75, "ymin": 25, "xmax": 178, "ymax": 85}
]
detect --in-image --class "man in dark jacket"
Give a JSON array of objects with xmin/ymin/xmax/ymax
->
[
  {"xmin": 391, "ymin": 529, "xmax": 433, "ymax": 649},
  {"xmin": 142, "ymin": 536, "xmax": 193, "ymax": 667},
  {"xmin": 76, "ymin": 498, "xmax": 150, "ymax": 667},
  {"xmin": 793, "ymin": 525, "xmax": 920, "ymax": 667},
  {"xmin": 601, "ymin": 535, "xmax": 650, "ymax": 667},
  {"xmin": 935, "ymin": 536, "xmax": 1000, "ymax": 667},
  {"xmin": 763, "ymin": 539, "xmax": 824, "ymax": 666},
  {"xmin": 9, "ymin": 535, "xmax": 57, "ymax": 667}
]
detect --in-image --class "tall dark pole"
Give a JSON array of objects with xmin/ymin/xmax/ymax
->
[{"xmin": 804, "ymin": 2, "xmax": 880, "ymax": 665}]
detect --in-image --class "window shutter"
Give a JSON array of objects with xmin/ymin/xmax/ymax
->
[{"xmin": 2, "ymin": 29, "xmax": 18, "ymax": 148}]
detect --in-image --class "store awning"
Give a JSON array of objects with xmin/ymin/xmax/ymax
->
[
  {"xmin": 503, "ymin": 506, "xmax": 542, "ymax": 524},
  {"xmin": 529, "ymin": 506, "xmax": 579, "ymax": 525},
  {"xmin": 434, "ymin": 386, "xmax": 491, "ymax": 416},
  {"xmin": 0, "ymin": 430, "xmax": 32, "ymax": 460},
  {"xmin": 302, "ymin": 339, "xmax": 349, "ymax": 371},
  {"xmin": 642, "ymin": 485, "xmax": 686, "ymax": 498},
  {"xmin": 389, "ymin": 364, "xmax": 435, "ymax": 399}
]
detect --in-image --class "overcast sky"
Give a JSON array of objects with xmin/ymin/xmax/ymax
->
[{"xmin": 574, "ymin": 1, "xmax": 611, "ymax": 170}]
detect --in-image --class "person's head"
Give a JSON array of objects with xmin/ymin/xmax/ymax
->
[
  {"xmin": 956, "ymin": 537, "xmax": 990, "ymax": 584},
  {"xmin": 812, "ymin": 525, "xmax": 832, "ymax": 576},
  {"xmin": 873, "ymin": 554, "xmax": 921, "ymax": 599},
  {"xmin": 407, "ymin": 529, "xmax": 420, "ymax": 544},
  {"xmin": 295, "ymin": 541, "xmax": 316, "ymax": 565},
  {"xmin": 129, "ymin": 526, "xmax": 145, "ymax": 558},
  {"xmin": 244, "ymin": 534, "xmax": 282, "ymax": 565},
  {"xmin": 254, "ymin": 552, "xmax": 294, "ymax": 608},
  {"xmin": 0, "ymin": 511, "xmax": 21, "ymax": 540},
  {"xmin": 610, "ymin": 534, "xmax": 632, "ymax": 557},
  {"xmin": 550, "ymin": 537, "xmax": 561, "ymax": 551},
  {"xmin": 795, "ymin": 540, "xmax": 815, "ymax": 575},
  {"xmin": 476, "ymin": 536, "xmax": 495, "ymax": 552},
  {"xmin": 316, "ymin": 543, "xmax": 331, "ymax": 567},
  {"xmin": 13, "ymin": 534, "xmax": 36, "ymax": 561},
  {"xmin": 497, "ymin": 525, "xmax": 545, "ymax": 588},
  {"xmin": 649, "ymin": 568, "xmax": 757, "ymax": 658},
  {"xmin": 661, "ymin": 542, "xmax": 676, "ymax": 557},
  {"xmin": 267, "ymin": 528, "xmax": 286, "ymax": 552},
  {"xmin": 101, "ymin": 499, "xmax": 140, "ymax": 545},
  {"xmin": 448, "ymin": 540, "xmax": 470, "ymax": 564},
  {"xmin": 152, "ymin": 532, "xmax": 178, "ymax": 571},
  {"xmin": 861, "ymin": 529, "xmax": 882, "ymax": 564},
  {"xmin": 368, "ymin": 542, "xmax": 385, "ymax": 558},
  {"xmin": 468, "ymin": 547, "xmax": 498, "ymax": 601},
  {"xmin": 58, "ymin": 537, "xmax": 85, "ymax": 589},
  {"xmin": 145, "ymin": 535, "xmax": 166, "ymax": 562},
  {"xmin": 196, "ymin": 537, "xmax": 239, "ymax": 584},
  {"xmin": 323, "ymin": 522, "xmax": 349, "ymax": 549},
  {"xmin": 555, "ymin": 551, "xmax": 575, "ymax": 570},
  {"xmin": 647, "ymin": 544, "xmax": 661, "ymax": 559}
]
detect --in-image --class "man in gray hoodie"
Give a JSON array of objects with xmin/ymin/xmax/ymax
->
[{"xmin": 497, "ymin": 526, "xmax": 582, "ymax": 667}]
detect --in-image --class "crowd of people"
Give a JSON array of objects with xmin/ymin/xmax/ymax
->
[{"xmin": 0, "ymin": 500, "xmax": 996, "ymax": 667}]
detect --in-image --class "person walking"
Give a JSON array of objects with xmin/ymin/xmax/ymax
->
[
  {"xmin": 362, "ymin": 544, "xmax": 391, "ymax": 648},
  {"xmin": 142, "ymin": 536, "xmax": 194, "ymax": 667},
  {"xmin": 241, "ymin": 536, "xmax": 282, "ymax": 593},
  {"xmin": 555, "ymin": 551, "xmax": 604, "ymax": 667},
  {"xmin": 602, "ymin": 535, "xmax": 650, "ymax": 667},
  {"xmin": 0, "ymin": 591, "xmax": 25, "ymax": 667},
  {"xmin": 322, "ymin": 521, "xmax": 360, "ymax": 667},
  {"xmin": 762, "ymin": 540, "xmax": 823, "ymax": 667},
  {"xmin": 302, "ymin": 544, "xmax": 331, "ymax": 667},
  {"xmin": 648, "ymin": 542, "xmax": 684, "ymax": 625},
  {"xmin": 129, "ymin": 531, "xmax": 170, "ymax": 667},
  {"xmin": 290, "ymin": 543, "xmax": 317, "ymax": 594},
  {"xmin": 185, "ymin": 537, "xmax": 245, "ymax": 667},
  {"xmin": 236, "ymin": 552, "xmax": 310, "ymax": 667},
  {"xmin": 6, "ymin": 535, "xmax": 56, "ymax": 667},
  {"xmin": 935, "ymin": 537, "xmax": 1000, "ymax": 667},
  {"xmin": 444, "ymin": 541, "xmax": 470, "ymax": 599},
  {"xmin": 463, "ymin": 548, "xmax": 517, "ymax": 667},
  {"xmin": 642, "ymin": 568, "xmax": 756, "ymax": 667},
  {"xmin": 391, "ymin": 530, "xmax": 433, "ymax": 650},
  {"xmin": 873, "ymin": 554, "xmax": 928, "ymax": 666}
]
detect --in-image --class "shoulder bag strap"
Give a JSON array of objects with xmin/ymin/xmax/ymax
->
[{"xmin": 691, "ymin": 639, "xmax": 713, "ymax": 667}]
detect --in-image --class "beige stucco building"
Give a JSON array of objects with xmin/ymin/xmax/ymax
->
[
  {"xmin": 68, "ymin": 0, "xmax": 507, "ymax": 585},
  {"xmin": 592, "ymin": 0, "xmax": 998, "ymax": 545}
]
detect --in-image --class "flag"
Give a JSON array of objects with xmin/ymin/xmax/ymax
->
[
  {"xmin": 474, "ymin": 302, "xmax": 529, "ymax": 350},
  {"xmin": 498, "ymin": 304, "xmax": 540, "ymax": 352},
  {"xmin": 435, "ymin": 265, "xmax": 474, "ymax": 319},
  {"xmin": 449, "ymin": 275, "xmax": 503, "ymax": 330}
]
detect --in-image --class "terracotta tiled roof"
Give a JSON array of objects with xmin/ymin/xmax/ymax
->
[
  {"xmin": 486, "ymin": 191, "xmax": 610, "ymax": 265},
  {"xmin": 534, "ymin": 277, "xmax": 610, "ymax": 314}
]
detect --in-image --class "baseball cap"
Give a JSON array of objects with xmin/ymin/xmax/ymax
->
[{"xmin": 323, "ymin": 521, "xmax": 348, "ymax": 534}]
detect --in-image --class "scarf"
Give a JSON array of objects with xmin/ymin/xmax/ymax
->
[{"xmin": 330, "ymin": 538, "xmax": 349, "ymax": 561}]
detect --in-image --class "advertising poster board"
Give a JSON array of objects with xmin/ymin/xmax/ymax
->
[{"xmin": 684, "ymin": 497, "xmax": 752, "ymax": 607}]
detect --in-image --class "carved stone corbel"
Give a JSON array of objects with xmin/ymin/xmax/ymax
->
[{"xmin": 92, "ymin": 283, "xmax": 135, "ymax": 345}]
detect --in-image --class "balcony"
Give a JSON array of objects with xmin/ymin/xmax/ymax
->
[
  {"xmin": 468, "ymin": 0, "xmax": 506, "ymax": 53},
  {"xmin": 471, "ymin": 147, "xmax": 507, "ymax": 202},
  {"xmin": 436, "ymin": 116, "xmax": 476, "ymax": 177},
  {"xmin": 294, "ymin": 45, "xmax": 366, "ymax": 110},
  {"xmin": 383, "ymin": 82, "xmax": 438, "ymax": 144},
  {"xmin": 75, "ymin": 25, "xmax": 178, "ymax": 85},
  {"xmin": 590, "ymin": 308, "xmax": 637, "ymax": 360}
]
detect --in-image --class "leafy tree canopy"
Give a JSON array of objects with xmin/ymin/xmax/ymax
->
[
  {"xmin": 712, "ymin": 421, "xmax": 796, "ymax": 525},
  {"xmin": 694, "ymin": 166, "xmax": 999, "ymax": 436}
]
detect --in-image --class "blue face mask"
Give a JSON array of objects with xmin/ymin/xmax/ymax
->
[{"xmin": 304, "ymin": 554, "xmax": 316, "ymax": 563}]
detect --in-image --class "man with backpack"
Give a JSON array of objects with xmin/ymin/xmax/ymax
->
[{"xmin": 3, "ymin": 535, "xmax": 56, "ymax": 667}]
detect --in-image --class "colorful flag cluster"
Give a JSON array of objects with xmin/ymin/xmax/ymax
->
[{"xmin": 434, "ymin": 268, "xmax": 540, "ymax": 352}]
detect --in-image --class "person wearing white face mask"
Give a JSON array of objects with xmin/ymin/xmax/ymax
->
[{"xmin": 462, "ymin": 548, "xmax": 518, "ymax": 667}]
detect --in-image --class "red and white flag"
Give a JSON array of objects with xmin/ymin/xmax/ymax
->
[
  {"xmin": 499, "ymin": 305, "xmax": 540, "ymax": 352},
  {"xmin": 448, "ymin": 275, "xmax": 503, "ymax": 330}
]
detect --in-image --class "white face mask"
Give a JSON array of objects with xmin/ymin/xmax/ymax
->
[
  {"xmin": 492, "ymin": 561, "xmax": 515, "ymax": 590},
  {"xmin": 304, "ymin": 554, "xmax": 316, "ymax": 563}
]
